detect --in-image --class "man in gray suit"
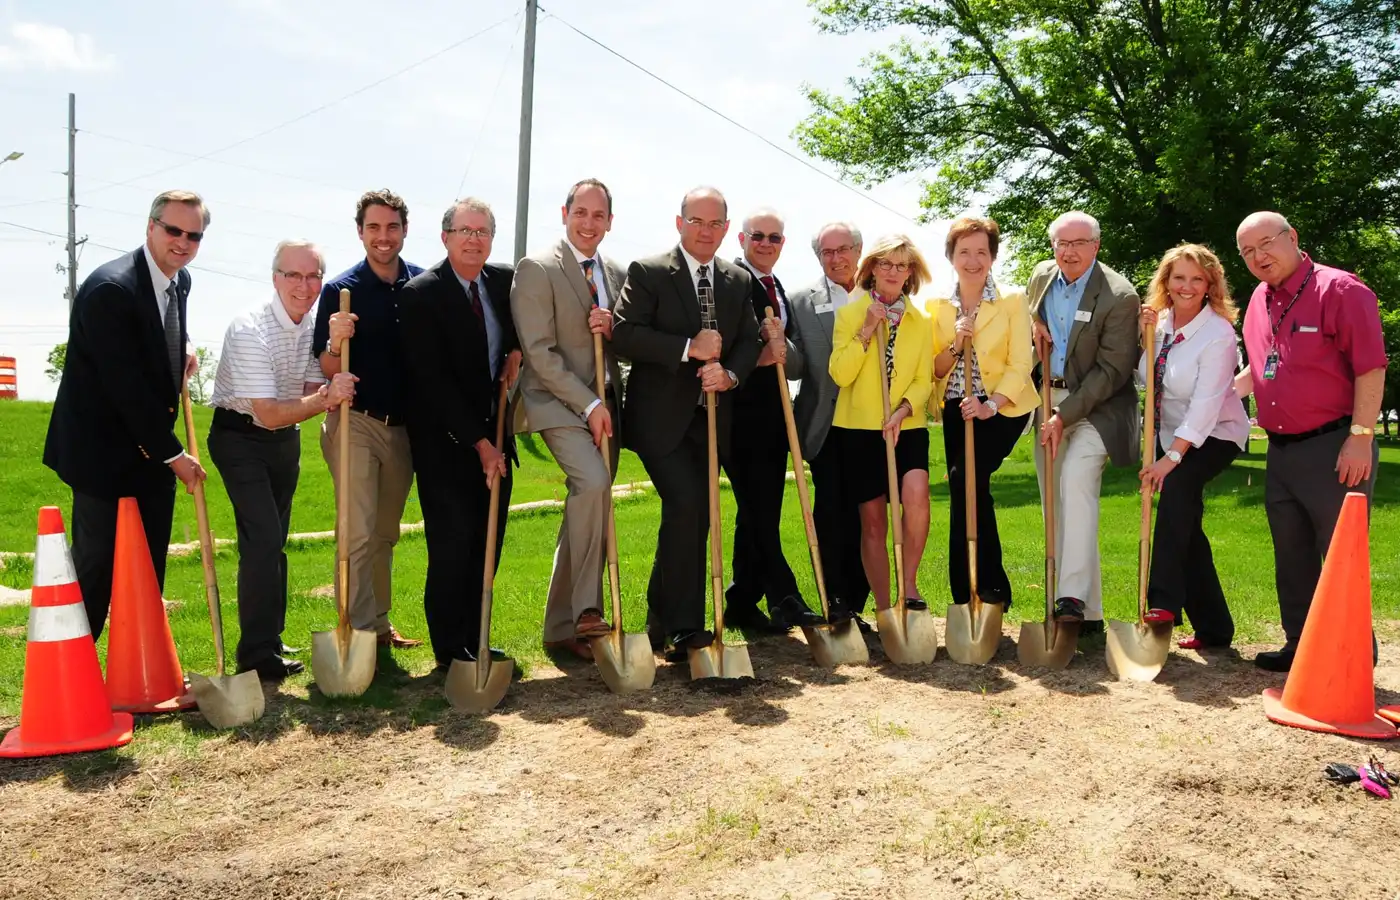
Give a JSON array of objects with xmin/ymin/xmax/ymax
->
[
  {"xmin": 510, "ymin": 179, "xmax": 627, "ymax": 662},
  {"xmin": 1028, "ymin": 211, "xmax": 1140, "ymax": 633},
  {"xmin": 787, "ymin": 221, "xmax": 872, "ymax": 626}
]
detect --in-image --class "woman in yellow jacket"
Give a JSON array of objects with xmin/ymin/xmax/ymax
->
[
  {"xmin": 926, "ymin": 217, "xmax": 1038, "ymax": 611},
  {"xmin": 828, "ymin": 234, "xmax": 934, "ymax": 618}
]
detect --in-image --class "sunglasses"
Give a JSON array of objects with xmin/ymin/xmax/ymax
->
[
  {"xmin": 747, "ymin": 232, "xmax": 784, "ymax": 244},
  {"xmin": 151, "ymin": 218, "xmax": 204, "ymax": 242}
]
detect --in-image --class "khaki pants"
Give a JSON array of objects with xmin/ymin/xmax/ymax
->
[
  {"xmin": 1033, "ymin": 389, "xmax": 1108, "ymax": 620},
  {"xmin": 321, "ymin": 410, "xmax": 414, "ymax": 634}
]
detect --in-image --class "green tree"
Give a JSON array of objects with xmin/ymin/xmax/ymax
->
[
  {"xmin": 188, "ymin": 346, "xmax": 218, "ymax": 405},
  {"xmin": 44, "ymin": 343, "xmax": 66, "ymax": 383}
]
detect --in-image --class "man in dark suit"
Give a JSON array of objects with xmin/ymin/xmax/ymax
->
[
  {"xmin": 725, "ymin": 207, "xmax": 822, "ymax": 633},
  {"xmin": 44, "ymin": 190, "xmax": 209, "ymax": 638},
  {"xmin": 399, "ymin": 197, "xmax": 522, "ymax": 670},
  {"xmin": 611, "ymin": 186, "xmax": 764, "ymax": 660}
]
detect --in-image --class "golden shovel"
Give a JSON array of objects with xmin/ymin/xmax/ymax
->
[{"xmin": 181, "ymin": 388, "xmax": 265, "ymax": 729}]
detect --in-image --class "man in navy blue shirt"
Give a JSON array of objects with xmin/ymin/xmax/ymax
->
[{"xmin": 312, "ymin": 189, "xmax": 424, "ymax": 649}]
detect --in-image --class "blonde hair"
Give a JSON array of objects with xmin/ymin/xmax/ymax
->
[
  {"xmin": 856, "ymin": 233, "xmax": 933, "ymax": 297},
  {"xmin": 1146, "ymin": 243, "xmax": 1237, "ymax": 324},
  {"xmin": 149, "ymin": 190, "xmax": 210, "ymax": 228}
]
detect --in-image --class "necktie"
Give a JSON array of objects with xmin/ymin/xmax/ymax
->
[
  {"xmin": 467, "ymin": 280, "xmax": 485, "ymax": 322},
  {"xmin": 163, "ymin": 282, "xmax": 182, "ymax": 385},
  {"xmin": 874, "ymin": 294, "xmax": 905, "ymax": 379},
  {"xmin": 581, "ymin": 259, "xmax": 599, "ymax": 308},
  {"xmin": 759, "ymin": 275, "xmax": 782, "ymax": 323},
  {"xmin": 697, "ymin": 264, "xmax": 715, "ymax": 329},
  {"xmin": 1153, "ymin": 332, "xmax": 1184, "ymax": 438}
]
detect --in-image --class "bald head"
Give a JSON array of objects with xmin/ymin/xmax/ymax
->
[
  {"xmin": 676, "ymin": 186, "xmax": 730, "ymax": 263},
  {"xmin": 1236, "ymin": 210, "xmax": 1302, "ymax": 287}
]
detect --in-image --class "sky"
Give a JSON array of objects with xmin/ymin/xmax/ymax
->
[{"xmin": 0, "ymin": 0, "xmax": 972, "ymax": 401}]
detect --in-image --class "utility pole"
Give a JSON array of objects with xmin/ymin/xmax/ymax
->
[
  {"xmin": 65, "ymin": 92, "xmax": 77, "ymax": 313},
  {"xmin": 513, "ymin": 0, "xmax": 538, "ymax": 262}
]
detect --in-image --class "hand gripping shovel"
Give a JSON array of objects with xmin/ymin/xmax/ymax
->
[
  {"xmin": 689, "ymin": 389, "xmax": 754, "ymax": 680},
  {"xmin": 587, "ymin": 333, "xmax": 656, "ymax": 692},
  {"xmin": 944, "ymin": 349, "xmax": 1003, "ymax": 665},
  {"xmin": 181, "ymin": 387, "xmax": 265, "ymax": 729},
  {"xmin": 311, "ymin": 288, "xmax": 377, "ymax": 697},
  {"xmin": 767, "ymin": 306, "xmax": 867, "ymax": 668},
  {"xmin": 1017, "ymin": 335, "xmax": 1078, "ymax": 668},
  {"xmin": 446, "ymin": 380, "xmax": 516, "ymax": 712},
  {"xmin": 872, "ymin": 321, "xmax": 938, "ymax": 665},
  {"xmin": 1105, "ymin": 320, "xmax": 1171, "ymax": 681}
]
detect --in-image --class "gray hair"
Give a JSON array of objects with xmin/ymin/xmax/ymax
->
[
  {"xmin": 1236, "ymin": 210, "xmax": 1292, "ymax": 240},
  {"xmin": 810, "ymin": 221, "xmax": 863, "ymax": 256},
  {"xmin": 679, "ymin": 186, "xmax": 728, "ymax": 220},
  {"xmin": 741, "ymin": 207, "xmax": 785, "ymax": 233},
  {"xmin": 271, "ymin": 239, "xmax": 325, "ymax": 276},
  {"xmin": 1047, "ymin": 210, "xmax": 1100, "ymax": 241},
  {"xmin": 149, "ymin": 189, "xmax": 211, "ymax": 228},
  {"xmin": 441, "ymin": 197, "xmax": 497, "ymax": 235}
]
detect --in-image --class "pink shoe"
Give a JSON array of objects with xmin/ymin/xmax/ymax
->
[
  {"xmin": 1178, "ymin": 636, "xmax": 1205, "ymax": 650},
  {"xmin": 1142, "ymin": 608, "xmax": 1175, "ymax": 626}
]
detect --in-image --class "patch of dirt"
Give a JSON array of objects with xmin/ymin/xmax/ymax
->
[{"xmin": 2, "ymin": 627, "xmax": 1398, "ymax": 900}]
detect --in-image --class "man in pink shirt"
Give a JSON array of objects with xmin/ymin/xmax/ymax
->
[{"xmin": 1235, "ymin": 211, "xmax": 1387, "ymax": 672}]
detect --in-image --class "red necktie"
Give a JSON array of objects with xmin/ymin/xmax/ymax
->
[
  {"xmin": 760, "ymin": 275, "xmax": 780, "ymax": 318},
  {"xmin": 468, "ymin": 281, "xmax": 485, "ymax": 322}
]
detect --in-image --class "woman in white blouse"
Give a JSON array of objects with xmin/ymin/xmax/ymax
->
[{"xmin": 1137, "ymin": 243, "xmax": 1251, "ymax": 649}]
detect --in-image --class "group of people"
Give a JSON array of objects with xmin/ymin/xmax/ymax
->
[{"xmin": 42, "ymin": 182, "xmax": 1387, "ymax": 682}]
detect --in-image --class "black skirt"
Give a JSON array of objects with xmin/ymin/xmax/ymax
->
[{"xmin": 829, "ymin": 425, "xmax": 930, "ymax": 505}]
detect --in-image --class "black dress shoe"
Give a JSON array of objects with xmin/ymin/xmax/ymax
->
[
  {"xmin": 1254, "ymin": 646, "xmax": 1297, "ymax": 673},
  {"xmin": 903, "ymin": 597, "xmax": 928, "ymax": 611},
  {"xmin": 724, "ymin": 604, "xmax": 785, "ymax": 634},
  {"xmin": 852, "ymin": 615, "xmax": 875, "ymax": 635},
  {"xmin": 1078, "ymin": 620, "xmax": 1104, "ymax": 637},
  {"xmin": 237, "ymin": 654, "xmax": 304, "ymax": 681},
  {"xmin": 435, "ymin": 647, "xmax": 509, "ymax": 671},
  {"xmin": 1053, "ymin": 597, "xmax": 1086, "ymax": 623},
  {"xmin": 280, "ymin": 642, "xmax": 304, "ymax": 655},
  {"xmin": 826, "ymin": 598, "xmax": 856, "ymax": 624},
  {"xmin": 769, "ymin": 595, "xmax": 824, "ymax": 629},
  {"xmin": 663, "ymin": 629, "xmax": 714, "ymax": 663}
]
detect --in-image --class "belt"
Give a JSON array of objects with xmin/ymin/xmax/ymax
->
[
  {"xmin": 211, "ymin": 406, "xmax": 295, "ymax": 435},
  {"xmin": 1266, "ymin": 416, "xmax": 1348, "ymax": 447},
  {"xmin": 350, "ymin": 407, "xmax": 404, "ymax": 427},
  {"xmin": 1048, "ymin": 377, "xmax": 1069, "ymax": 390}
]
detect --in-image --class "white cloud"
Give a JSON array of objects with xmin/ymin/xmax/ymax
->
[{"xmin": 0, "ymin": 22, "xmax": 115, "ymax": 72}]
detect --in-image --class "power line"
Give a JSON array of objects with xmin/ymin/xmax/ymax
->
[
  {"xmin": 457, "ymin": 11, "xmax": 526, "ymax": 197},
  {"xmin": 539, "ymin": 8, "xmax": 921, "ymax": 226},
  {"xmin": 0, "ymin": 220, "xmax": 265, "ymax": 283}
]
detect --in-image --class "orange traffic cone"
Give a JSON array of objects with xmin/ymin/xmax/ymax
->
[
  {"xmin": 1262, "ymin": 492, "xmax": 1397, "ymax": 739},
  {"xmin": 105, "ymin": 497, "xmax": 195, "ymax": 713},
  {"xmin": 0, "ymin": 507, "xmax": 133, "ymax": 758}
]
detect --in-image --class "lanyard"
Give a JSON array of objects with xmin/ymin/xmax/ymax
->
[{"xmin": 1268, "ymin": 264, "xmax": 1315, "ymax": 345}]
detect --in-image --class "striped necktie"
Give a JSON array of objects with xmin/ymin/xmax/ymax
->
[
  {"xmin": 697, "ymin": 264, "xmax": 715, "ymax": 329},
  {"xmin": 581, "ymin": 258, "xmax": 599, "ymax": 307},
  {"xmin": 163, "ymin": 282, "xmax": 182, "ymax": 385},
  {"xmin": 1153, "ymin": 332, "xmax": 1184, "ymax": 439}
]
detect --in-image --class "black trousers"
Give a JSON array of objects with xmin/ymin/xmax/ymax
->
[
  {"xmin": 207, "ymin": 420, "xmax": 300, "ymax": 669},
  {"xmin": 941, "ymin": 403, "xmax": 1029, "ymax": 607},
  {"xmin": 809, "ymin": 432, "xmax": 869, "ymax": 613},
  {"xmin": 639, "ymin": 408, "xmax": 713, "ymax": 635},
  {"xmin": 1265, "ymin": 426, "xmax": 1378, "ymax": 645},
  {"xmin": 724, "ymin": 403, "xmax": 800, "ymax": 612},
  {"xmin": 1146, "ymin": 436, "xmax": 1241, "ymax": 645},
  {"xmin": 414, "ymin": 441, "xmax": 512, "ymax": 664},
  {"xmin": 72, "ymin": 481, "xmax": 175, "ymax": 640}
]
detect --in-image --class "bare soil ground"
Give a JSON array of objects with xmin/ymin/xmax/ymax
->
[{"xmin": 3, "ymin": 624, "xmax": 1399, "ymax": 900}]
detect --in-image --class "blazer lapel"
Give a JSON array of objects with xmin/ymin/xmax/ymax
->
[
  {"xmin": 1029, "ymin": 263, "xmax": 1055, "ymax": 323},
  {"xmin": 669, "ymin": 247, "xmax": 702, "ymax": 333},
  {"xmin": 1065, "ymin": 264, "xmax": 1105, "ymax": 360},
  {"xmin": 601, "ymin": 256, "xmax": 624, "ymax": 309},
  {"xmin": 556, "ymin": 240, "xmax": 594, "ymax": 312}
]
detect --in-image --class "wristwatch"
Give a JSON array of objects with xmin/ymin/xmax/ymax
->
[
  {"xmin": 985, "ymin": 398, "xmax": 999, "ymax": 415},
  {"xmin": 1350, "ymin": 424, "xmax": 1374, "ymax": 437},
  {"xmin": 725, "ymin": 369, "xmax": 738, "ymax": 389},
  {"xmin": 1165, "ymin": 449, "xmax": 1183, "ymax": 464}
]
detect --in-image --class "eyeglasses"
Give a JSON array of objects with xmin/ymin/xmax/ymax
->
[
  {"xmin": 445, "ymin": 226, "xmax": 492, "ymax": 240},
  {"xmin": 1052, "ymin": 238, "xmax": 1096, "ymax": 251},
  {"xmin": 684, "ymin": 217, "xmax": 726, "ymax": 231},
  {"xmin": 818, "ymin": 244, "xmax": 855, "ymax": 260},
  {"xmin": 747, "ymin": 231, "xmax": 784, "ymax": 244},
  {"xmin": 151, "ymin": 218, "xmax": 204, "ymax": 242},
  {"xmin": 276, "ymin": 270, "xmax": 323, "ymax": 285},
  {"xmin": 874, "ymin": 259, "xmax": 912, "ymax": 273},
  {"xmin": 1239, "ymin": 227, "xmax": 1290, "ymax": 261}
]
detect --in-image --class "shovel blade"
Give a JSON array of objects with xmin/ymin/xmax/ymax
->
[
  {"xmin": 944, "ymin": 601, "xmax": 1003, "ymax": 666},
  {"xmin": 1105, "ymin": 619, "xmax": 1171, "ymax": 682},
  {"xmin": 310, "ymin": 627, "xmax": 378, "ymax": 698},
  {"xmin": 444, "ymin": 656, "xmax": 513, "ymax": 714},
  {"xmin": 1016, "ymin": 619, "xmax": 1079, "ymax": 669},
  {"xmin": 875, "ymin": 607, "xmax": 938, "ymax": 665},
  {"xmin": 803, "ymin": 621, "xmax": 869, "ymax": 668},
  {"xmin": 190, "ymin": 671, "xmax": 265, "ymax": 729},
  {"xmin": 688, "ymin": 641, "xmax": 754, "ymax": 680},
  {"xmin": 590, "ymin": 632, "xmax": 657, "ymax": 694}
]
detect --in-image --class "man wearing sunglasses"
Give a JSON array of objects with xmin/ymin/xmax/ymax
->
[
  {"xmin": 44, "ymin": 190, "xmax": 210, "ymax": 638},
  {"xmin": 724, "ymin": 208, "xmax": 823, "ymax": 633},
  {"xmin": 611, "ymin": 186, "xmax": 762, "ymax": 661}
]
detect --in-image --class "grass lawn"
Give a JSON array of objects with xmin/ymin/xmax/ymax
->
[{"xmin": 2, "ymin": 396, "xmax": 1397, "ymax": 720}]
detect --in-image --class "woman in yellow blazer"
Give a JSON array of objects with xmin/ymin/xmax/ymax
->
[
  {"xmin": 828, "ymin": 233, "xmax": 934, "ymax": 618},
  {"xmin": 926, "ymin": 217, "xmax": 1038, "ymax": 611}
]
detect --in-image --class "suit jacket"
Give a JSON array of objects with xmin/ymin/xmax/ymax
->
[
  {"xmin": 925, "ymin": 282, "xmax": 1039, "ymax": 421},
  {"xmin": 830, "ymin": 291, "xmax": 933, "ymax": 432},
  {"xmin": 1027, "ymin": 259, "xmax": 1141, "ymax": 467},
  {"xmin": 610, "ymin": 247, "xmax": 761, "ymax": 459},
  {"xmin": 44, "ymin": 247, "xmax": 189, "ymax": 497},
  {"xmin": 509, "ymin": 238, "xmax": 627, "ymax": 438},
  {"xmin": 787, "ymin": 280, "xmax": 842, "ymax": 459},
  {"xmin": 399, "ymin": 259, "xmax": 520, "ymax": 466},
  {"xmin": 731, "ymin": 257, "xmax": 803, "ymax": 422}
]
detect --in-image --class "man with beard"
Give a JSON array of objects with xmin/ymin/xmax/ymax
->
[{"xmin": 312, "ymin": 189, "xmax": 423, "ymax": 649}]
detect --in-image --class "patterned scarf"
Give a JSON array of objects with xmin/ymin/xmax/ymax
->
[{"xmin": 872, "ymin": 290, "xmax": 906, "ymax": 378}]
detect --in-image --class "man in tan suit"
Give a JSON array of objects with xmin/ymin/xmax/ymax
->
[
  {"xmin": 510, "ymin": 178, "xmax": 627, "ymax": 662},
  {"xmin": 1028, "ymin": 211, "xmax": 1140, "ymax": 633}
]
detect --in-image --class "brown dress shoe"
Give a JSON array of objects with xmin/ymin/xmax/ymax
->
[
  {"xmin": 377, "ymin": 625, "xmax": 423, "ymax": 649},
  {"xmin": 544, "ymin": 638, "xmax": 595, "ymax": 662},
  {"xmin": 574, "ymin": 609, "xmax": 612, "ymax": 639}
]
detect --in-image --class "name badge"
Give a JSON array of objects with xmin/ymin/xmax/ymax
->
[
  {"xmin": 1074, "ymin": 309, "xmax": 1092, "ymax": 323},
  {"xmin": 1298, "ymin": 325, "xmax": 1318, "ymax": 333},
  {"xmin": 815, "ymin": 303, "xmax": 834, "ymax": 314}
]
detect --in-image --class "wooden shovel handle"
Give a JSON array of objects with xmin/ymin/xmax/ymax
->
[
  {"xmin": 962, "ymin": 346, "xmax": 980, "ymax": 606},
  {"xmin": 1037, "ymin": 334, "xmax": 1057, "ymax": 620},
  {"xmin": 181, "ymin": 386, "xmax": 225, "ymax": 677},
  {"xmin": 478, "ymin": 378, "xmax": 511, "ymax": 673},
  {"xmin": 1138, "ymin": 319, "xmax": 1155, "ymax": 621},
  {"xmin": 706, "ymin": 390, "xmax": 726, "ymax": 640},
  {"xmin": 593, "ymin": 333, "xmax": 624, "ymax": 647},
  {"xmin": 335, "ymin": 289, "xmax": 353, "ymax": 635},
  {"xmin": 877, "ymin": 320, "xmax": 905, "ymax": 607}
]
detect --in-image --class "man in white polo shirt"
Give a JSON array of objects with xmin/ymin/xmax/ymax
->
[{"xmin": 207, "ymin": 239, "xmax": 355, "ymax": 680}]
